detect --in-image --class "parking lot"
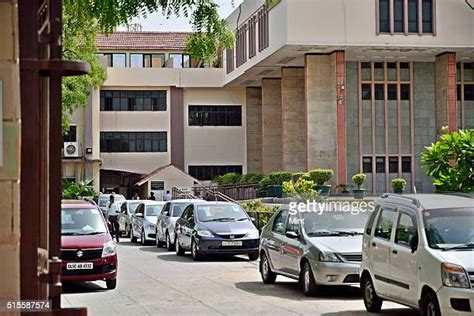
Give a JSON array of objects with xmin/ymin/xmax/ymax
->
[{"xmin": 61, "ymin": 241, "xmax": 415, "ymax": 315}]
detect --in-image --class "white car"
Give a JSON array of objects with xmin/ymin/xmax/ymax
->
[
  {"xmin": 130, "ymin": 201, "xmax": 166, "ymax": 245},
  {"xmin": 360, "ymin": 193, "xmax": 474, "ymax": 316}
]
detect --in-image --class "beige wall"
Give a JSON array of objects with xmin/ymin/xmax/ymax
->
[
  {"xmin": 246, "ymin": 87, "xmax": 263, "ymax": 173},
  {"xmin": 0, "ymin": 0, "xmax": 20, "ymax": 300},
  {"xmin": 146, "ymin": 167, "xmax": 196, "ymax": 195},
  {"xmin": 183, "ymin": 88, "xmax": 247, "ymax": 173},
  {"xmin": 261, "ymin": 79, "xmax": 282, "ymax": 173}
]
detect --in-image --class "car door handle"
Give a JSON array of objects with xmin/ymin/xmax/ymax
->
[
  {"xmin": 392, "ymin": 249, "xmax": 398, "ymax": 254},
  {"xmin": 372, "ymin": 242, "xmax": 377, "ymax": 247}
]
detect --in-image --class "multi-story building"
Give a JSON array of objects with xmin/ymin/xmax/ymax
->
[
  {"xmin": 224, "ymin": 0, "xmax": 473, "ymax": 194},
  {"xmin": 63, "ymin": 0, "xmax": 473, "ymax": 198}
]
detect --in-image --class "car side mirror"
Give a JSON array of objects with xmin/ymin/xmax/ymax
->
[
  {"xmin": 410, "ymin": 234, "xmax": 418, "ymax": 253},
  {"xmin": 286, "ymin": 231, "xmax": 299, "ymax": 239},
  {"xmin": 136, "ymin": 213, "xmax": 144, "ymax": 218},
  {"xmin": 163, "ymin": 211, "xmax": 170, "ymax": 216},
  {"xmin": 250, "ymin": 217, "xmax": 256, "ymax": 223}
]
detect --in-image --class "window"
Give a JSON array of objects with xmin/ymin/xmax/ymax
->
[
  {"xmin": 402, "ymin": 157, "xmax": 412, "ymax": 173},
  {"xmin": 363, "ymin": 157, "xmax": 373, "ymax": 173},
  {"xmin": 130, "ymin": 54, "xmax": 164, "ymax": 68},
  {"xmin": 362, "ymin": 84, "xmax": 372, "ymax": 100},
  {"xmin": 286, "ymin": 214, "xmax": 299, "ymax": 234},
  {"xmin": 395, "ymin": 213, "xmax": 417, "ymax": 247},
  {"xmin": 189, "ymin": 106, "xmax": 242, "ymax": 126},
  {"xmin": 389, "ymin": 157, "xmax": 399, "ymax": 173},
  {"xmin": 169, "ymin": 53, "xmax": 190, "ymax": 68},
  {"xmin": 378, "ymin": 0, "xmax": 434, "ymax": 34},
  {"xmin": 102, "ymin": 53, "xmax": 126, "ymax": 68},
  {"xmin": 374, "ymin": 209, "xmax": 398, "ymax": 240},
  {"xmin": 388, "ymin": 84, "xmax": 397, "ymax": 100},
  {"xmin": 365, "ymin": 206, "xmax": 380, "ymax": 235},
  {"xmin": 130, "ymin": 54, "xmax": 144, "ymax": 68},
  {"xmin": 63, "ymin": 125, "xmax": 77, "ymax": 142},
  {"xmin": 150, "ymin": 181, "xmax": 164, "ymax": 191},
  {"xmin": 376, "ymin": 157, "xmax": 385, "ymax": 173},
  {"xmin": 188, "ymin": 165, "xmax": 243, "ymax": 181},
  {"xmin": 272, "ymin": 210, "xmax": 288, "ymax": 235},
  {"xmin": 100, "ymin": 132, "xmax": 167, "ymax": 153},
  {"xmin": 151, "ymin": 54, "xmax": 165, "ymax": 68},
  {"xmin": 100, "ymin": 90, "xmax": 167, "ymax": 112}
]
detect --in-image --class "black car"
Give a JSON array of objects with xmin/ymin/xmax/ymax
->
[{"xmin": 174, "ymin": 201, "xmax": 260, "ymax": 261}]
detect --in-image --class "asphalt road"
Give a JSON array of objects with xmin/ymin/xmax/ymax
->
[{"xmin": 62, "ymin": 240, "xmax": 416, "ymax": 316}]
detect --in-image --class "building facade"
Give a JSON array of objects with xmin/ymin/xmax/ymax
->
[{"xmin": 224, "ymin": 0, "xmax": 473, "ymax": 194}]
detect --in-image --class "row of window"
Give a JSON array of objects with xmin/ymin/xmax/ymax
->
[
  {"xmin": 188, "ymin": 165, "xmax": 243, "ymax": 181},
  {"xmin": 457, "ymin": 84, "xmax": 474, "ymax": 101},
  {"xmin": 100, "ymin": 90, "xmax": 167, "ymax": 112},
  {"xmin": 366, "ymin": 207, "xmax": 416, "ymax": 248},
  {"xmin": 100, "ymin": 132, "xmax": 167, "ymax": 153},
  {"xmin": 361, "ymin": 62, "xmax": 411, "ymax": 82},
  {"xmin": 188, "ymin": 106, "xmax": 242, "ymax": 126},
  {"xmin": 362, "ymin": 156, "xmax": 412, "ymax": 174},
  {"xmin": 378, "ymin": 0, "xmax": 434, "ymax": 34},
  {"xmin": 362, "ymin": 83, "xmax": 410, "ymax": 100},
  {"xmin": 97, "ymin": 52, "xmax": 191, "ymax": 69}
]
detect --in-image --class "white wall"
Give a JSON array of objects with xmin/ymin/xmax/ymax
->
[{"xmin": 183, "ymin": 88, "xmax": 247, "ymax": 173}]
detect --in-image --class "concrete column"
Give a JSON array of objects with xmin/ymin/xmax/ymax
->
[
  {"xmin": 305, "ymin": 54, "xmax": 338, "ymax": 178},
  {"xmin": 281, "ymin": 67, "xmax": 306, "ymax": 172},
  {"xmin": 246, "ymin": 87, "xmax": 263, "ymax": 173},
  {"xmin": 261, "ymin": 78, "xmax": 282, "ymax": 173},
  {"xmin": 435, "ymin": 52, "xmax": 457, "ymax": 135},
  {"xmin": 170, "ymin": 87, "xmax": 184, "ymax": 170},
  {"xmin": 0, "ymin": 0, "xmax": 21, "ymax": 300}
]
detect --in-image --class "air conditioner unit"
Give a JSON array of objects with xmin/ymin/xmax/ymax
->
[{"xmin": 64, "ymin": 142, "xmax": 80, "ymax": 158}]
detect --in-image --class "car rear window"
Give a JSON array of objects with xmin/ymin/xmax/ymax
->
[{"xmin": 61, "ymin": 208, "xmax": 107, "ymax": 235}]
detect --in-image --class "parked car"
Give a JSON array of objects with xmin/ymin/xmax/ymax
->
[
  {"xmin": 97, "ymin": 193, "xmax": 126, "ymax": 215},
  {"xmin": 61, "ymin": 200, "xmax": 118, "ymax": 289},
  {"xmin": 155, "ymin": 199, "xmax": 203, "ymax": 250},
  {"xmin": 118, "ymin": 200, "xmax": 143, "ymax": 237},
  {"xmin": 174, "ymin": 201, "xmax": 260, "ymax": 261},
  {"xmin": 360, "ymin": 194, "xmax": 474, "ymax": 316},
  {"xmin": 131, "ymin": 201, "xmax": 166, "ymax": 245},
  {"xmin": 259, "ymin": 205, "xmax": 370, "ymax": 296}
]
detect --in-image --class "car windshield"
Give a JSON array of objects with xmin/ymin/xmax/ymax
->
[
  {"xmin": 423, "ymin": 207, "xmax": 474, "ymax": 250},
  {"xmin": 302, "ymin": 209, "xmax": 370, "ymax": 236},
  {"xmin": 61, "ymin": 208, "xmax": 107, "ymax": 235},
  {"xmin": 197, "ymin": 204, "xmax": 248, "ymax": 222},
  {"xmin": 98, "ymin": 195, "xmax": 125, "ymax": 207},
  {"xmin": 146, "ymin": 204, "xmax": 164, "ymax": 216},
  {"xmin": 128, "ymin": 202, "xmax": 141, "ymax": 214},
  {"xmin": 171, "ymin": 203, "xmax": 189, "ymax": 217}
]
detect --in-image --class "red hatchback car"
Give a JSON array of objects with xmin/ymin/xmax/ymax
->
[{"xmin": 61, "ymin": 200, "xmax": 118, "ymax": 289}]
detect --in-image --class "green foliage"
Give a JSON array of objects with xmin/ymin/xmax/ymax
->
[
  {"xmin": 282, "ymin": 180, "xmax": 296, "ymax": 195},
  {"xmin": 309, "ymin": 169, "xmax": 334, "ymax": 185},
  {"xmin": 240, "ymin": 199, "xmax": 279, "ymax": 230},
  {"xmin": 283, "ymin": 178, "xmax": 317, "ymax": 200},
  {"xmin": 240, "ymin": 173, "xmax": 265, "ymax": 184},
  {"xmin": 258, "ymin": 176, "xmax": 273, "ymax": 192},
  {"xmin": 215, "ymin": 172, "xmax": 242, "ymax": 185},
  {"xmin": 391, "ymin": 178, "xmax": 407, "ymax": 191},
  {"xmin": 268, "ymin": 171, "xmax": 292, "ymax": 185},
  {"xmin": 421, "ymin": 129, "xmax": 473, "ymax": 192},
  {"xmin": 62, "ymin": 179, "xmax": 97, "ymax": 199},
  {"xmin": 291, "ymin": 172, "xmax": 310, "ymax": 183},
  {"xmin": 352, "ymin": 173, "xmax": 367, "ymax": 189}
]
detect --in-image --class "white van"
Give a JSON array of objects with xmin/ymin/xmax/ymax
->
[{"xmin": 360, "ymin": 194, "xmax": 474, "ymax": 316}]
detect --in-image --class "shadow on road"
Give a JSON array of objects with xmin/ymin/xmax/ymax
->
[
  {"xmin": 62, "ymin": 281, "xmax": 108, "ymax": 294},
  {"xmin": 321, "ymin": 308, "xmax": 417, "ymax": 316},
  {"xmin": 235, "ymin": 281, "xmax": 362, "ymax": 302}
]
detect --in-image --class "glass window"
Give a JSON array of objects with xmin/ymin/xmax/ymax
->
[
  {"xmin": 376, "ymin": 157, "xmax": 386, "ymax": 173},
  {"xmin": 171, "ymin": 203, "xmax": 189, "ymax": 217},
  {"xmin": 402, "ymin": 157, "xmax": 412, "ymax": 173},
  {"xmin": 375, "ymin": 84, "xmax": 384, "ymax": 100},
  {"xmin": 374, "ymin": 209, "xmax": 398, "ymax": 240},
  {"xmin": 365, "ymin": 206, "xmax": 380, "ymax": 236},
  {"xmin": 196, "ymin": 204, "xmax": 248, "ymax": 222},
  {"xmin": 394, "ymin": 0, "xmax": 404, "ymax": 33},
  {"xmin": 388, "ymin": 84, "xmax": 397, "ymax": 100},
  {"xmin": 63, "ymin": 125, "xmax": 77, "ymax": 142},
  {"xmin": 389, "ymin": 157, "xmax": 399, "ymax": 173},
  {"xmin": 130, "ymin": 54, "xmax": 144, "ymax": 68},
  {"xmin": 272, "ymin": 210, "xmax": 288, "ymax": 235},
  {"xmin": 146, "ymin": 204, "xmax": 164, "ymax": 216},
  {"xmin": 151, "ymin": 54, "xmax": 165, "ymax": 68},
  {"xmin": 363, "ymin": 157, "xmax": 373, "ymax": 173},
  {"xmin": 189, "ymin": 106, "xmax": 242, "ymax": 126},
  {"xmin": 401, "ymin": 84, "xmax": 411, "ymax": 100},
  {"xmin": 422, "ymin": 0, "xmax": 433, "ymax": 33},
  {"xmin": 286, "ymin": 215, "xmax": 300, "ymax": 234},
  {"xmin": 464, "ymin": 84, "xmax": 474, "ymax": 101},
  {"xmin": 362, "ymin": 84, "xmax": 372, "ymax": 100},
  {"xmin": 395, "ymin": 213, "xmax": 417, "ymax": 247},
  {"xmin": 100, "ymin": 132, "xmax": 167, "ymax": 153},
  {"xmin": 112, "ymin": 54, "xmax": 126, "ymax": 68},
  {"xmin": 379, "ymin": 0, "xmax": 390, "ymax": 33},
  {"xmin": 61, "ymin": 208, "xmax": 107, "ymax": 235},
  {"xmin": 188, "ymin": 165, "xmax": 243, "ymax": 181},
  {"xmin": 408, "ymin": 0, "xmax": 419, "ymax": 33},
  {"xmin": 170, "ymin": 54, "xmax": 183, "ymax": 68},
  {"xmin": 302, "ymin": 209, "xmax": 370, "ymax": 235},
  {"xmin": 100, "ymin": 90, "xmax": 166, "ymax": 111}
]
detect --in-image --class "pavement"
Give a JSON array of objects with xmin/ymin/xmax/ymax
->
[{"xmin": 62, "ymin": 240, "xmax": 416, "ymax": 316}]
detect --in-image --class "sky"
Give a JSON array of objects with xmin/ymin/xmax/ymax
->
[{"xmin": 118, "ymin": 0, "xmax": 243, "ymax": 32}]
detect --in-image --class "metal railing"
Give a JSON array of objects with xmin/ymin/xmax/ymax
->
[{"xmin": 192, "ymin": 183, "xmax": 260, "ymax": 202}]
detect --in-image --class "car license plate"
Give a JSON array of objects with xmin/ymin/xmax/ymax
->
[
  {"xmin": 222, "ymin": 241, "xmax": 242, "ymax": 246},
  {"xmin": 66, "ymin": 262, "xmax": 93, "ymax": 270}
]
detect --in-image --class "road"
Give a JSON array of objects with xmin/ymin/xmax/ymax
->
[{"xmin": 62, "ymin": 240, "xmax": 416, "ymax": 316}]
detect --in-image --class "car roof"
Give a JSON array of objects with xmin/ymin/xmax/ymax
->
[
  {"xmin": 192, "ymin": 201, "xmax": 239, "ymax": 206},
  {"xmin": 61, "ymin": 200, "xmax": 96, "ymax": 208},
  {"xmin": 380, "ymin": 193, "xmax": 473, "ymax": 211},
  {"xmin": 142, "ymin": 200, "xmax": 166, "ymax": 205},
  {"xmin": 170, "ymin": 199, "xmax": 205, "ymax": 203}
]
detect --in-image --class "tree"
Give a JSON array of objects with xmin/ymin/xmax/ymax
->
[{"xmin": 421, "ymin": 129, "xmax": 473, "ymax": 192}]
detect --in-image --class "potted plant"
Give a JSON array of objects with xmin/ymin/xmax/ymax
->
[
  {"xmin": 309, "ymin": 169, "xmax": 334, "ymax": 196},
  {"xmin": 352, "ymin": 173, "xmax": 367, "ymax": 199},
  {"xmin": 336, "ymin": 183, "xmax": 352, "ymax": 196},
  {"xmin": 391, "ymin": 178, "xmax": 407, "ymax": 194}
]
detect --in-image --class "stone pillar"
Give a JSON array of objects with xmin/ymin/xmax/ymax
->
[
  {"xmin": 261, "ymin": 78, "xmax": 282, "ymax": 173},
  {"xmin": 281, "ymin": 67, "xmax": 306, "ymax": 172},
  {"xmin": 305, "ymin": 54, "xmax": 339, "ymax": 179},
  {"xmin": 246, "ymin": 87, "xmax": 263, "ymax": 173},
  {"xmin": 0, "ymin": 0, "xmax": 21, "ymax": 300},
  {"xmin": 435, "ymin": 52, "xmax": 457, "ymax": 135}
]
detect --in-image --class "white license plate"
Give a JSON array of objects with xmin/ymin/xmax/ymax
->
[
  {"xmin": 222, "ymin": 241, "xmax": 242, "ymax": 246},
  {"xmin": 66, "ymin": 262, "xmax": 93, "ymax": 270}
]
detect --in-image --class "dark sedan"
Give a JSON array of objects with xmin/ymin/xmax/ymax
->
[{"xmin": 174, "ymin": 202, "xmax": 260, "ymax": 261}]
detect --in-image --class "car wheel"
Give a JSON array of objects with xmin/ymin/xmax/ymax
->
[
  {"xmin": 301, "ymin": 261, "xmax": 320, "ymax": 297},
  {"xmin": 156, "ymin": 231, "xmax": 164, "ymax": 248},
  {"xmin": 126, "ymin": 224, "xmax": 131, "ymax": 238},
  {"xmin": 421, "ymin": 291, "xmax": 441, "ymax": 316},
  {"xmin": 191, "ymin": 238, "xmax": 204, "ymax": 261},
  {"xmin": 248, "ymin": 252, "xmax": 259, "ymax": 261},
  {"xmin": 141, "ymin": 229, "xmax": 147, "ymax": 245},
  {"xmin": 130, "ymin": 228, "xmax": 137, "ymax": 243},
  {"xmin": 361, "ymin": 274, "xmax": 383, "ymax": 312},
  {"xmin": 260, "ymin": 252, "xmax": 277, "ymax": 284},
  {"xmin": 106, "ymin": 279, "xmax": 117, "ymax": 290},
  {"xmin": 175, "ymin": 236, "xmax": 185, "ymax": 256},
  {"xmin": 166, "ymin": 232, "xmax": 175, "ymax": 251}
]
